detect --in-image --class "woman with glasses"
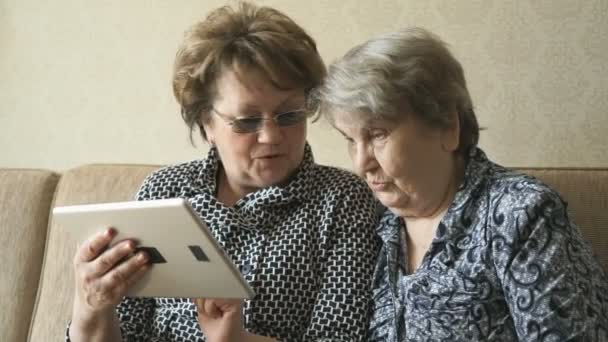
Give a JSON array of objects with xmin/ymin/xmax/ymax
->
[{"xmin": 66, "ymin": 2, "xmax": 379, "ymax": 342}]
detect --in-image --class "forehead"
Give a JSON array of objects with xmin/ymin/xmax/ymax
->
[
  {"xmin": 214, "ymin": 68, "xmax": 304, "ymax": 108},
  {"xmin": 214, "ymin": 68, "xmax": 275, "ymax": 97},
  {"xmin": 331, "ymin": 109, "xmax": 387, "ymax": 131}
]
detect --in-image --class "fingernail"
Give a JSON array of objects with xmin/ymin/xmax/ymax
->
[
  {"xmin": 138, "ymin": 252, "xmax": 148, "ymax": 262},
  {"xmin": 106, "ymin": 228, "xmax": 115, "ymax": 237},
  {"xmin": 125, "ymin": 241, "xmax": 134, "ymax": 250}
]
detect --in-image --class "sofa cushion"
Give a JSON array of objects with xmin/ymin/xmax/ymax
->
[
  {"xmin": 0, "ymin": 169, "xmax": 59, "ymax": 342},
  {"xmin": 28, "ymin": 164, "xmax": 159, "ymax": 342},
  {"xmin": 521, "ymin": 168, "xmax": 608, "ymax": 272}
]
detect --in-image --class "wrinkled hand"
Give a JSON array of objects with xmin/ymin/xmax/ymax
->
[
  {"xmin": 194, "ymin": 298, "xmax": 245, "ymax": 342},
  {"xmin": 72, "ymin": 228, "xmax": 150, "ymax": 321}
]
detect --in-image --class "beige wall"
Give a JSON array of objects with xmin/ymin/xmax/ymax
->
[{"xmin": 2, "ymin": 0, "xmax": 607, "ymax": 171}]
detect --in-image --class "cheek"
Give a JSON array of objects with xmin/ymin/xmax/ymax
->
[
  {"xmin": 281, "ymin": 125, "xmax": 307, "ymax": 162},
  {"xmin": 218, "ymin": 136, "xmax": 255, "ymax": 162},
  {"xmin": 373, "ymin": 145, "xmax": 398, "ymax": 177},
  {"xmin": 346, "ymin": 143, "xmax": 366, "ymax": 177},
  {"xmin": 286, "ymin": 123, "xmax": 307, "ymax": 142}
]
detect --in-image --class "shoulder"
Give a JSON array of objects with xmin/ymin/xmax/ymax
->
[
  {"xmin": 308, "ymin": 164, "xmax": 371, "ymax": 194},
  {"xmin": 457, "ymin": 151, "xmax": 570, "ymax": 243},
  {"xmin": 486, "ymin": 165, "xmax": 566, "ymax": 217},
  {"xmin": 482, "ymin": 164, "xmax": 576, "ymax": 249},
  {"xmin": 463, "ymin": 148, "xmax": 565, "ymax": 211},
  {"xmin": 144, "ymin": 159, "xmax": 204, "ymax": 185},
  {"xmin": 138, "ymin": 159, "xmax": 206, "ymax": 199},
  {"xmin": 303, "ymin": 164, "xmax": 378, "ymax": 218}
]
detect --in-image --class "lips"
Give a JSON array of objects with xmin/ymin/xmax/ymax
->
[
  {"xmin": 367, "ymin": 181, "xmax": 390, "ymax": 191},
  {"xmin": 257, "ymin": 154, "xmax": 281, "ymax": 159}
]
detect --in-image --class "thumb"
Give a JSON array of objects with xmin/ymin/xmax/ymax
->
[
  {"xmin": 215, "ymin": 298, "xmax": 243, "ymax": 314},
  {"xmin": 193, "ymin": 298, "xmax": 221, "ymax": 320}
]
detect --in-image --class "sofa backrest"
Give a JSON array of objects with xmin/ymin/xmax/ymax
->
[
  {"xmin": 0, "ymin": 169, "xmax": 59, "ymax": 342},
  {"xmin": 28, "ymin": 164, "xmax": 159, "ymax": 342},
  {"xmin": 24, "ymin": 165, "xmax": 608, "ymax": 341},
  {"xmin": 519, "ymin": 168, "xmax": 608, "ymax": 271}
]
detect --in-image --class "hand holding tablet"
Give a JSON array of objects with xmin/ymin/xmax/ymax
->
[{"xmin": 53, "ymin": 198, "xmax": 254, "ymax": 299}]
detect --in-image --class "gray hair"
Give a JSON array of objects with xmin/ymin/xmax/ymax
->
[{"xmin": 312, "ymin": 27, "xmax": 479, "ymax": 153}]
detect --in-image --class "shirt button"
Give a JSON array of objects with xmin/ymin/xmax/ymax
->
[{"xmin": 241, "ymin": 264, "xmax": 253, "ymax": 275}]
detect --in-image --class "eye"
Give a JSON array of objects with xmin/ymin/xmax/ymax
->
[
  {"xmin": 276, "ymin": 109, "xmax": 307, "ymax": 126},
  {"xmin": 233, "ymin": 117, "xmax": 263, "ymax": 132},
  {"xmin": 369, "ymin": 129, "xmax": 388, "ymax": 141}
]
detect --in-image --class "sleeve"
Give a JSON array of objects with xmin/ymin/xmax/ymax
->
[
  {"xmin": 491, "ymin": 188, "xmax": 608, "ymax": 341},
  {"xmin": 114, "ymin": 297, "xmax": 157, "ymax": 341},
  {"xmin": 65, "ymin": 297, "xmax": 156, "ymax": 342},
  {"xmin": 303, "ymin": 180, "xmax": 381, "ymax": 342}
]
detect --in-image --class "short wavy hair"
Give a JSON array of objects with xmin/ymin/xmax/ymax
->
[
  {"xmin": 312, "ymin": 27, "xmax": 479, "ymax": 154},
  {"xmin": 173, "ymin": 1, "xmax": 326, "ymax": 141}
]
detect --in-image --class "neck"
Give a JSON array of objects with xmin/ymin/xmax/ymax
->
[
  {"xmin": 403, "ymin": 154, "xmax": 465, "ymax": 241},
  {"xmin": 216, "ymin": 168, "xmax": 255, "ymax": 207},
  {"xmin": 409, "ymin": 153, "xmax": 465, "ymax": 221},
  {"xmin": 400, "ymin": 155, "xmax": 466, "ymax": 274}
]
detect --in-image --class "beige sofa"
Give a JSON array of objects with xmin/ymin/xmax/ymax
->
[{"xmin": 1, "ymin": 164, "xmax": 607, "ymax": 341}]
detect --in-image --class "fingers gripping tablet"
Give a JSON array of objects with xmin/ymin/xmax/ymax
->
[{"xmin": 53, "ymin": 198, "xmax": 254, "ymax": 299}]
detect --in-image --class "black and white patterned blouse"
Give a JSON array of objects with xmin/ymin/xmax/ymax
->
[
  {"xmin": 66, "ymin": 144, "xmax": 379, "ymax": 342},
  {"xmin": 368, "ymin": 147, "xmax": 608, "ymax": 341}
]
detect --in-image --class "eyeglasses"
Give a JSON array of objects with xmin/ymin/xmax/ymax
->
[{"xmin": 211, "ymin": 108, "xmax": 309, "ymax": 134}]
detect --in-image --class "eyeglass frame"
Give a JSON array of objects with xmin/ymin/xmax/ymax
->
[{"xmin": 210, "ymin": 107, "xmax": 310, "ymax": 134}]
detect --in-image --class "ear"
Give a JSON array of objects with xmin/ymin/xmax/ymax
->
[
  {"xmin": 200, "ymin": 117, "xmax": 215, "ymax": 145},
  {"xmin": 440, "ymin": 110, "xmax": 460, "ymax": 152}
]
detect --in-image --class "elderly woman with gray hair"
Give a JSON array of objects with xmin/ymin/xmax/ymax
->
[
  {"xmin": 312, "ymin": 27, "xmax": 608, "ymax": 341},
  {"xmin": 195, "ymin": 27, "xmax": 608, "ymax": 341}
]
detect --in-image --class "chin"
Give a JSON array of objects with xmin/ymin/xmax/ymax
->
[
  {"xmin": 255, "ymin": 171, "xmax": 292, "ymax": 188},
  {"xmin": 376, "ymin": 194, "xmax": 409, "ymax": 215},
  {"xmin": 257, "ymin": 163, "xmax": 298, "ymax": 186},
  {"xmin": 374, "ymin": 192, "xmax": 400, "ymax": 207},
  {"xmin": 386, "ymin": 206, "xmax": 412, "ymax": 218}
]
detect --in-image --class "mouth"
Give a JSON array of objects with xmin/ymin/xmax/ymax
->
[
  {"xmin": 256, "ymin": 154, "xmax": 282, "ymax": 159},
  {"xmin": 367, "ymin": 180, "xmax": 391, "ymax": 191}
]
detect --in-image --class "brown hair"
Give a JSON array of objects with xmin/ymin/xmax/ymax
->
[{"xmin": 173, "ymin": 1, "xmax": 326, "ymax": 141}]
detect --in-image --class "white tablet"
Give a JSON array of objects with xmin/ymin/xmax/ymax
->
[{"xmin": 52, "ymin": 198, "xmax": 254, "ymax": 299}]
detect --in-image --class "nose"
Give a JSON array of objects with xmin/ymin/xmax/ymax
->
[
  {"xmin": 351, "ymin": 142, "xmax": 376, "ymax": 177},
  {"xmin": 257, "ymin": 118, "xmax": 283, "ymax": 144}
]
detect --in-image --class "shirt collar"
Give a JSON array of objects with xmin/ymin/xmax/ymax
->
[
  {"xmin": 195, "ymin": 143, "xmax": 317, "ymax": 208},
  {"xmin": 433, "ymin": 146, "xmax": 492, "ymax": 247},
  {"xmin": 449, "ymin": 147, "xmax": 491, "ymax": 214}
]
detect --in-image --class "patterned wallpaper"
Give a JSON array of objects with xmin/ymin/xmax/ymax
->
[{"xmin": 1, "ymin": 0, "xmax": 607, "ymax": 170}]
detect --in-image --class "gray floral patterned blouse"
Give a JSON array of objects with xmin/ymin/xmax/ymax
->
[{"xmin": 368, "ymin": 147, "xmax": 608, "ymax": 341}]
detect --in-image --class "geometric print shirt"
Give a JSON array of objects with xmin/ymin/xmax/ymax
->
[
  {"xmin": 68, "ymin": 143, "xmax": 380, "ymax": 342},
  {"xmin": 367, "ymin": 147, "xmax": 608, "ymax": 342}
]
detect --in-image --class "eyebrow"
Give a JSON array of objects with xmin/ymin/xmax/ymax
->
[
  {"xmin": 235, "ymin": 93, "xmax": 305, "ymax": 116},
  {"xmin": 335, "ymin": 127, "xmax": 358, "ymax": 140},
  {"xmin": 335, "ymin": 128, "xmax": 348, "ymax": 137},
  {"xmin": 333, "ymin": 119, "xmax": 390, "ymax": 140}
]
